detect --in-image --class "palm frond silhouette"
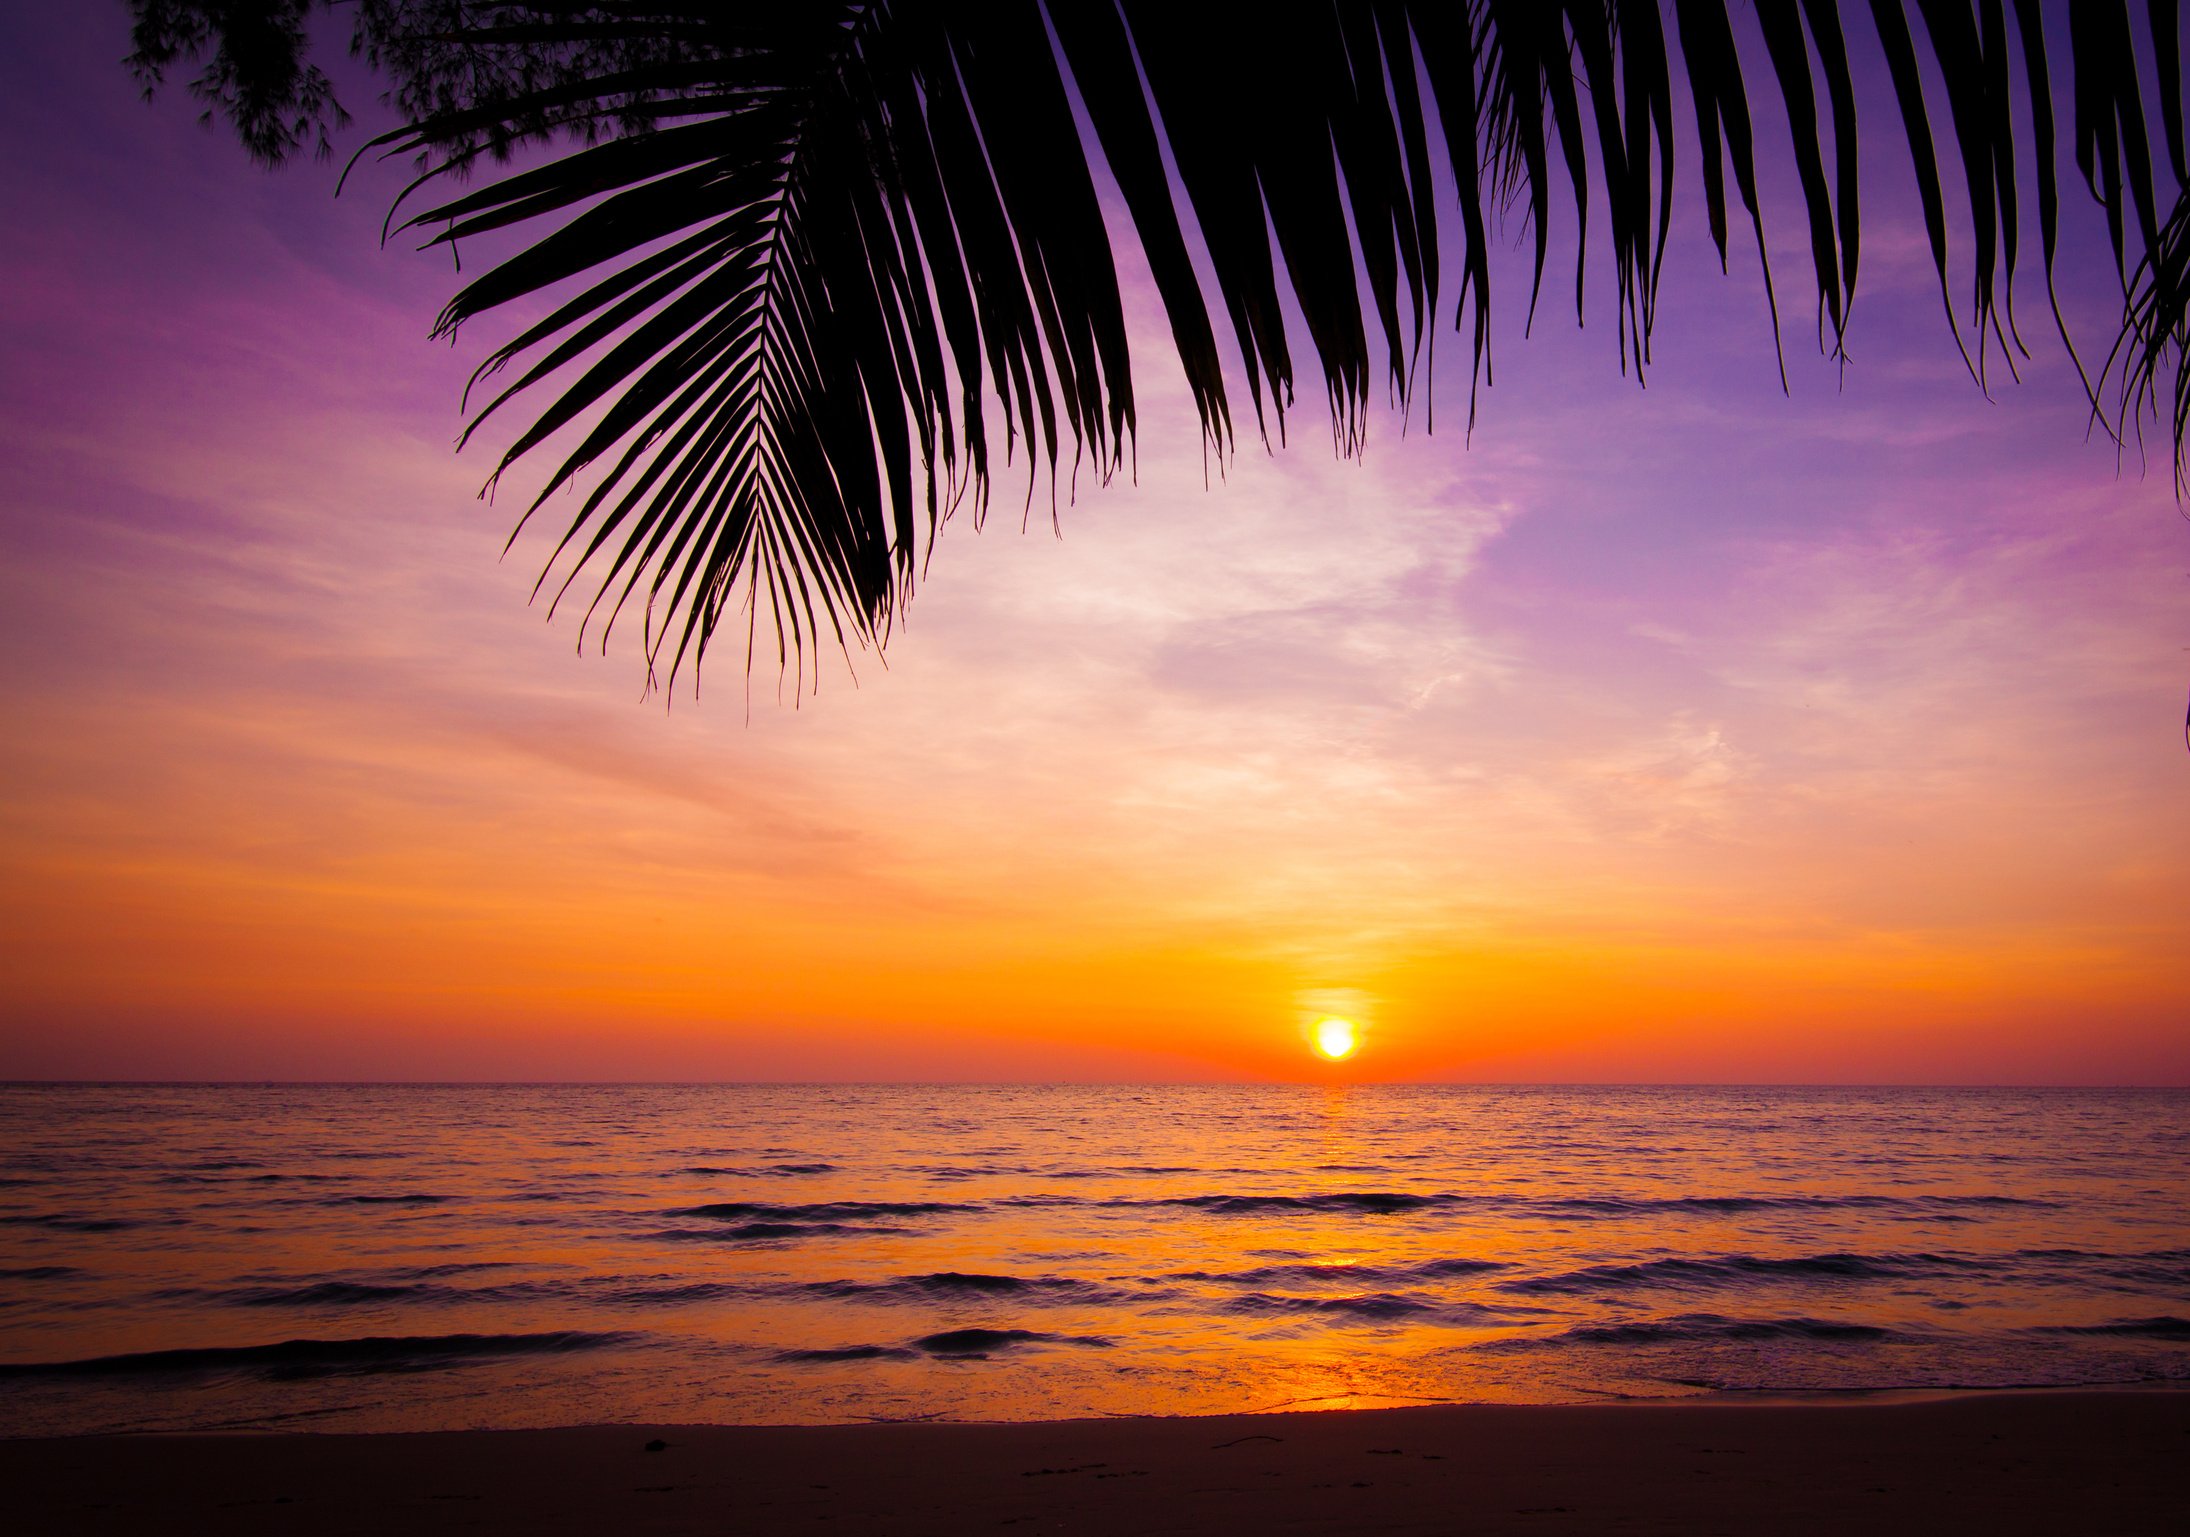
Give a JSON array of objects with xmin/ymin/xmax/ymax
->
[{"xmin": 129, "ymin": 2, "xmax": 2190, "ymax": 687}]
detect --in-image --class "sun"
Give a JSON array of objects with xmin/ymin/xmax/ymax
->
[{"xmin": 1312, "ymin": 1017, "xmax": 1359, "ymax": 1061}]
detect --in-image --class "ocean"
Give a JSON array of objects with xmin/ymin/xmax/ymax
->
[{"xmin": 1, "ymin": 1083, "xmax": 2185, "ymax": 1435}]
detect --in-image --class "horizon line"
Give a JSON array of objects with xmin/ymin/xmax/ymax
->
[{"xmin": 5, "ymin": 1079, "xmax": 2186, "ymax": 1091}]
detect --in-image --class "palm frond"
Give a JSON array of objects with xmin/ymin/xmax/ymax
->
[
  {"xmin": 131, "ymin": 1, "xmax": 2190, "ymax": 687},
  {"xmin": 368, "ymin": 2, "xmax": 1143, "ymax": 689}
]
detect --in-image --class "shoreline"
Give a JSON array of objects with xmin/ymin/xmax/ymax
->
[{"xmin": 9, "ymin": 1389, "xmax": 2186, "ymax": 1534}]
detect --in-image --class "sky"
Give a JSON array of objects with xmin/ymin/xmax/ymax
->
[{"xmin": 1, "ymin": 7, "xmax": 2185, "ymax": 1083}]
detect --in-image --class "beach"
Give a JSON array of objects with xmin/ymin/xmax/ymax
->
[{"xmin": 9, "ymin": 1391, "xmax": 2185, "ymax": 1535}]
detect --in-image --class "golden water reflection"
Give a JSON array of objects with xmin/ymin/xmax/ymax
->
[{"xmin": 2, "ymin": 1084, "xmax": 2187, "ymax": 1434}]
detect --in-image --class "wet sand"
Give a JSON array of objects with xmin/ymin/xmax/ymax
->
[{"xmin": 6, "ymin": 1390, "xmax": 2185, "ymax": 1535}]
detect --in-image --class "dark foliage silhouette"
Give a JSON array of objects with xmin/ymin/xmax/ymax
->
[{"xmin": 127, "ymin": 2, "xmax": 2190, "ymax": 689}]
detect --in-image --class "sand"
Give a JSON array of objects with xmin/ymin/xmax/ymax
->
[{"xmin": 6, "ymin": 1390, "xmax": 2185, "ymax": 1535}]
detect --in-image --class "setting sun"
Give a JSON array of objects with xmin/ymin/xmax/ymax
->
[{"xmin": 1312, "ymin": 1018, "xmax": 1359, "ymax": 1061}]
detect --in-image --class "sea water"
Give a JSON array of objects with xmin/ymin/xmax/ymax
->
[{"xmin": 1, "ymin": 1083, "xmax": 2185, "ymax": 1435}]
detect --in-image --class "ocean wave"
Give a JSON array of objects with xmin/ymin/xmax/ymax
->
[
  {"xmin": 1010, "ymin": 1189, "xmax": 2058, "ymax": 1220},
  {"xmin": 902, "ymin": 1164, "xmax": 1034, "ymax": 1179},
  {"xmin": 679, "ymin": 1163, "xmax": 839, "ymax": 1177},
  {"xmin": 1166, "ymin": 1258, "xmax": 1508, "ymax": 1287},
  {"xmin": 223, "ymin": 1281, "xmax": 446, "ymax": 1308},
  {"xmin": 651, "ymin": 1222, "xmax": 889, "ymax": 1242},
  {"xmin": 2036, "ymin": 1317, "xmax": 2190, "ymax": 1340},
  {"xmin": 0, "ymin": 1266, "xmax": 83, "ymax": 1280},
  {"xmin": 1156, "ymin": 1192, "xmax": 1457, "ymax": 1216},
  {"xmin": 909, "ymin": 1328, "xmax": 1113, "ymax": 1357},
  {"xmin": 0, "ymin": 1156, "xmax": 65, "ymax": 1174},
  {"xmin": 1501, "ymin": 1251, "xmax": 1989, "ymax": 1295},
  {"xmin": 793, "ymin": 1271, "xmax": 1132, "ymax": 1306},
  {"xmin": 0, "ymin": 1331, "xmax": 630, "ymax": 1380},
  {"xmin": 332, "ymin": 1194, "xmax": 449, "ymax": 1206},
  {"xmin": 775, "ymin": 1344, "xmax": 918, "ymax": 1363},
  {"xmin": 0, "ymin": 1213, "xmax": 142, "ymax": 1233},
  {"xmin": 672, "ymin": 1200, "xmax": 975, "ymax": 1222},
  {"xmin": 205, "ymin": 1273, "xmax": 763, "ymax": 1309},
  {"xmin": 595, "ymin": 1281, "xmax": 750, "ymax": 1305},
  {"xmin": 1516, "ymin": 1313, "xmax": 1902, "ymax": 1346},
  {"xmin": 1486, "ymin": 1245, "xmax": 2190, "ymax": 1299},
  {"xmin": 2018, "ymin": 1248, "xmax": 2190, "ymax": 1288},
  {"xmin": 1218, "ymin": 1291, "xmax": 1517, "ymax": 1325},
  {"xmin": 197, "ymin": 1276, "xmax": 566, "ymax": 1308},
  {"xmin": 1525, "ymin": 1194, "xmax": 2050, "ymax": 1218}
]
